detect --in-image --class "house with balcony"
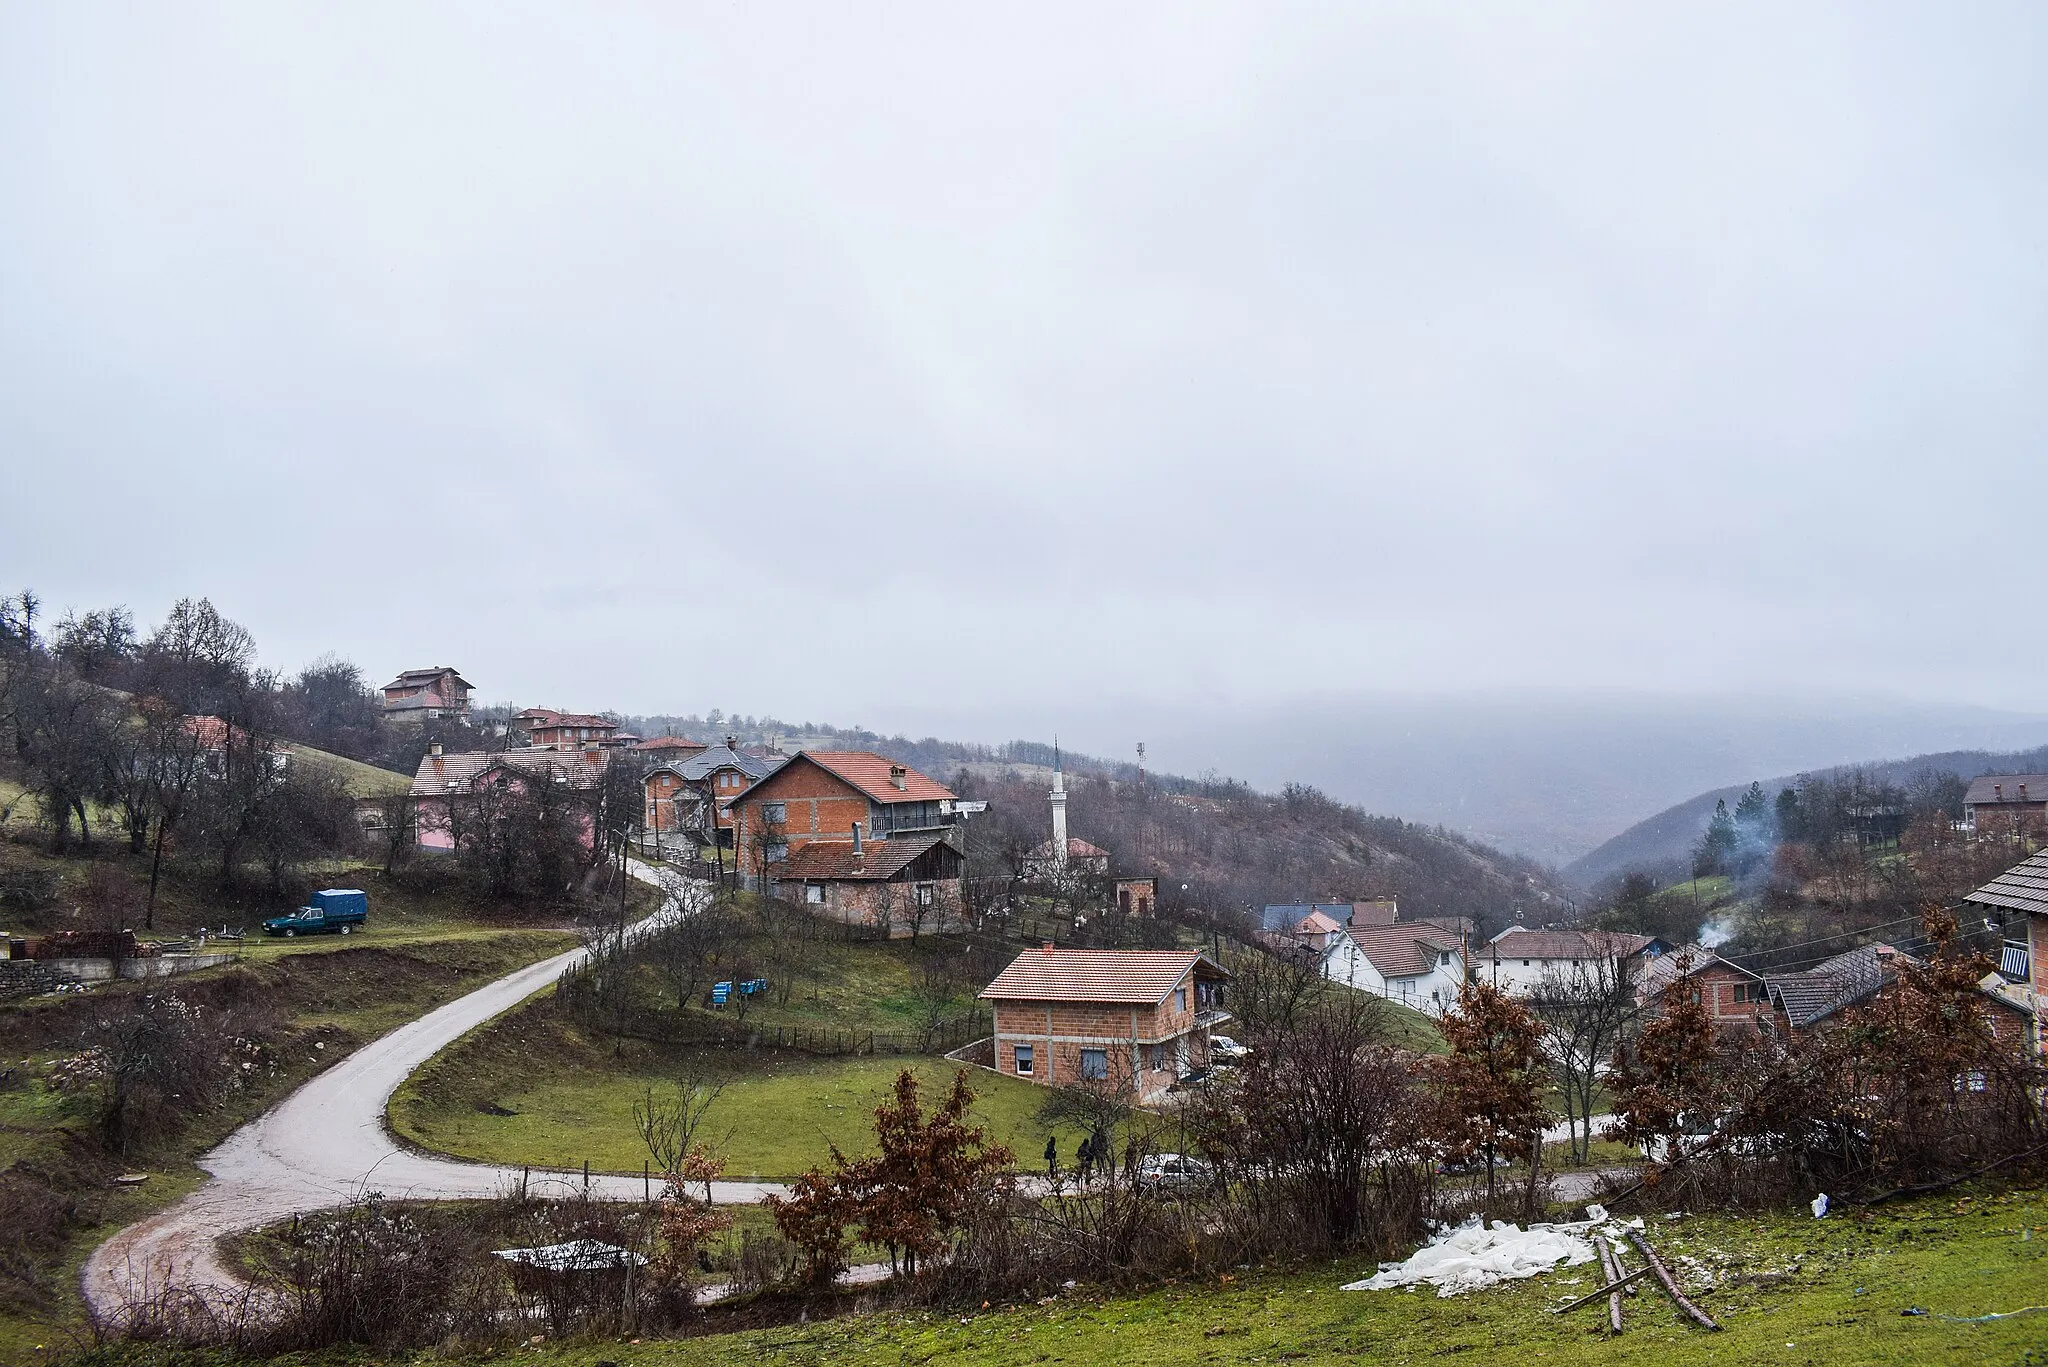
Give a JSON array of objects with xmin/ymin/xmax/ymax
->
[
  {"xmin": 517, "ymin": 709, "xmax": 625, "ymax": 751},
  {"xmin": 724, "ymin": 751, "xmax": 965, "ymax": 926},
  {"xmin": 643, "ymin": 742, "xmax": 782, "ymax": 850},
  {"xmin": 980, "ymin": 947, "xmax": 1231, "ymax": 1102},
  {"xmin": 381, "ymin": 667, "xmax": 473, "ymax": 719}
]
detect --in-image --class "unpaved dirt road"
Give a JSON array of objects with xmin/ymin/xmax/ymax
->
[{"xmin": 82, "ymin": 865, "xmax": 788, "ymax": 1323}]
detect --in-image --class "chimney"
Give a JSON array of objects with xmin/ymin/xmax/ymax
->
[
  {"xmin": 2023, "ymin": 783, "xmax": 2030, "ymax": 802},
  {"xmin": 1043, "ymin": 941, "xmax": 1056, "ymax": 952},
  {"xmin": 1995, "ymin": 783, "xmax": 2004, "ymax": 801},
  {"xmin": 851, "ymin": 822, "xmax": 864, "ymax": 857},
  {"xmin": 889, "ymin": 764, "xmax": 907, "ymax": 791},
  {"xmin": 429, "ymin": 742, "xmax": 442, "ymax": 757}
]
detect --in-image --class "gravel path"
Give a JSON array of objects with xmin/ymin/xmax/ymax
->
[{"xmin": 80, "ymin": 864, "xmax": 788, "ymax": 1324}]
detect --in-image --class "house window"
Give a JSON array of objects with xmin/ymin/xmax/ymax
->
[
  {"xmin": 913, "ymin": 883, "xmax": 934, "ymax": 908},
  {"xmin": 1522, "ymin": 960, "xmax": 1531, "ymax": 968},
  {"xmin": 1015, "ymin": 1045, "xmax": 1034, "ymax": 1076},
  {"xmin": 762, "ymin": 802, "xmax": 786, "ymax": 824},
  {"xmin": 1079, "ymin": 1048, "xmax": 1108, "ymax": 1080},
  {"xmin": 1734, "ymin": 982, "xmax": 1765, "ymax": 1004},
  {"xmin": 805, "ymin": 883, "xmax": 825, "ymax": 904},
  {"xmin": 1173, "ymin": 987, "xmax": 1187, "ymax": 1013},
  {"xmin": 765, "ymin": 841, "xmax": 788, "ymax": 863}
]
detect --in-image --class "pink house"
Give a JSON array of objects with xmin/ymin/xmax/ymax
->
[{"xmin": 408, "ymin": 745, "xmax": 610, "ymax": 851}]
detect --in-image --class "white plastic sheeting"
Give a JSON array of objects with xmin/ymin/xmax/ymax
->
[{"xmin": 1343, "ymin": 1216, "xmax": 1598, "ymax": 1297}]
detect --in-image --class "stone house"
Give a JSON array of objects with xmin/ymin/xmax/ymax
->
[{"xmin": 980, "ymin": 947, "xmax": 1231, "ymax": 1102}]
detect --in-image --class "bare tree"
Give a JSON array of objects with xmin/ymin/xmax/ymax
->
[
  {"xmin": 633, "ymin": 1073, "xmax": 726, "ymax": 1193},
  {"xmin": 1530, "ymin": 954, "xmax": 1640, "ymax": 1165}
]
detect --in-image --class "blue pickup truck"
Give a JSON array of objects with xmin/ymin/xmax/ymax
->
[{"xmin": 263, "ymin": 888, "xmax": 369, "ymax": 938}]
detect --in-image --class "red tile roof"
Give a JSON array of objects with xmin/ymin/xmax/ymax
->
[
  {"xmin": 532, "ymin": 713, "xmax": 617, "ymax": 730},
  {"xmin": 782, "ymin": 752, "xmax": 956, "ymax": 804},
  {"xmin": 980, "ymin": 948, "xmax": 1227, "ymax": 1006},
  {"xmin": 1298, "ymin": 911, "xmax": 1344, "ymax": 935}
]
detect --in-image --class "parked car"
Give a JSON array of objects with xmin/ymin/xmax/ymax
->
[
  {"xmin": 1209, "ymin": 1035, "xmax": 1251, "ymax": 1061},
  {"xmin": 263, "ymin": 888, "xmax": 369, "ymax": 938},
  {"xmin": 1136, "ymin": 1152, "xmax": 1213, "ymax": 1193}
]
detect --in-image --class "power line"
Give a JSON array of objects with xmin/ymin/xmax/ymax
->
[{"xmin": 1721, "ymin": 912, "xmax": 1928, "ymax": 963}]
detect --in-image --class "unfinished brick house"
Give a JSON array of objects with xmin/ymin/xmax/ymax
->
[
  {"xmin": 980, "ymin": 947, "xmax": 1231, "ymax": 1102},
  {"xmin": 727, "ymin": 751, "xmax": 959, "ymax": 859},
  {"xmin": 381, "ymin": 667, "xmax": 473, "ymax": 718},
  {"xmin": 1764, "ymin": 942, "xmax": 2034, "ymax": 1050},
  {"xmin": 1634, "ymin": 949, "xmax": 1769, "ymax": 1028}
]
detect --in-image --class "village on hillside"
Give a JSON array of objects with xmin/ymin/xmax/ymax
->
[{"xmin": 1, "ymin": 625, "xmax": 2044, "ymax": 1358}]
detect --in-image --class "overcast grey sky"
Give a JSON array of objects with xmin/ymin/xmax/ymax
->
[{"xmin": 4, "ymin": 3, "xmax": 2044, "ymax": 730}]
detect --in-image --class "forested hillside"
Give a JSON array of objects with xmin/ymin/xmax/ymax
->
[{"xmin": 1568, "ymin": 741, "xmax": 2048, "ymax": 888}]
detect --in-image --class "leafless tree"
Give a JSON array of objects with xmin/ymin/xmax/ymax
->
[
  {"xmin": 1530, "ymin": 953, "xmax": 1641, "ymax": 1164},
  {"xmin": 634, "ymin": 1072, "xmax": 726, "ymax": 1190}
]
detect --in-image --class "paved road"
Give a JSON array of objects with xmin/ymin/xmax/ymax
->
[{"xmin": 81, "ymin": 863, "xmax": 787, "ymax": 1324}]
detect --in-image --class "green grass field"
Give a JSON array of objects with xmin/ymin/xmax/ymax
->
[
  {"xmin": 391, "ymin": 1009, "xmax": 1088, "ymax": 1181},
  {"xmin": 57, "ymin": 1185, "xmax": 2048, "ymax": 1366}
]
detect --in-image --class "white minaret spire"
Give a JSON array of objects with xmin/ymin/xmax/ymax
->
[{"xmin": 1050, "ymin": 737, "xmax": 1068, "ymax": 867}]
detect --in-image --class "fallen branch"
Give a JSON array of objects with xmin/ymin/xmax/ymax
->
[
  {"xmin": 1593, "ymin": 1233, "xmax": 1625, "ymax": 1333},
  {"xmin": 1625, "ymin": 1230, "xmax": 1718, "ymax": 1331},
  {"xmin": 1851, "ymin": 1142, "xmax": 2048, "ymax": 1208},
  {"xmin": 1549, "ymin": 1263, "xmax": 1650, "ymax": 1316}
]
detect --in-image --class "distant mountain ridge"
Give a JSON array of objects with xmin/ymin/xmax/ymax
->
[{"xmin": 1565, "ymin": 742, "xmax": 2048, "ymax": 888}]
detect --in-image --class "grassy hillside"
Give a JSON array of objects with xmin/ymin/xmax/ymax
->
[
  {"xmin": 53, "ymin": 1185, "xmax": 2048, "ymax": 1365},
  {"xmin": 289, "ymin": 741, "xmax": 410, "ymax": 798}
]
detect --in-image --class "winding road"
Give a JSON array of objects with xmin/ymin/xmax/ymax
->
[{"xmin": 82, "ymin": 864, "xmax": 790, "ymax": 1324}]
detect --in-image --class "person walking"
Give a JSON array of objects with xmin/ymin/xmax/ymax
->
[
  {"xmin": 1077, "ymin": 1134, "xmax": 1095, "ymax": 1185},
  {"xmin": 1043, "ymin": 1135, "xmax": 1058, "ymax": 1179}
]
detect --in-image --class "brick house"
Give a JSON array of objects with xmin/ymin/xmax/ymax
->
[
  {"xmin": 642, "ymin": 743, "xmax": 781, "ymax": 848},
  {"xmin": 767, "ymin": 826, "xmax": 967, "ymax": 936},
  {"xmin": 519, "ymin": 710, "xmax": 623, "ymax": 751},
  {"xmin": 1763, "ymin": 942, "xmax": 2034, "ymax": 1050},
  {"xmin": 980, "ymin": 947, "xmax": 1231, "ymax": 1102},
  {"xmin": 1634, "ymin": 950, "xmax": 1769, "ymax": 1028},
  {"xmin": 1963, "ymin": 774, "xmax": 2048, "ymax": 839},
  {"xmin": 1115, "ymin": 877, "xmax": 1159, "ymax": 917},
  {"xmin": 381, "ymin": 667, "xmax": 473, "ymax": 718},
  {"xmin": 726, "ymin": 751, "xmax": 958, "ymax": 863}
]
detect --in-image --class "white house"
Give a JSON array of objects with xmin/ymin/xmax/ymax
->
[
  {"xmin": 1319, "ymin": 921, "xmax": 1469, "ymax": 1017},
  {"xmin": 1476, "ymin": 927, "xmax": 1668, "ymax": 997}
]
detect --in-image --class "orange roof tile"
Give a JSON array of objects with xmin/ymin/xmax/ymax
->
[{"xmin": 779, "ymin": 752, "xmax": 956, "ymax": 804}]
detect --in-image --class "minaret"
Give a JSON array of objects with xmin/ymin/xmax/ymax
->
[{"xmin": 1050, "ymin": 739, "xmax": 1068, "ymax": 868}]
